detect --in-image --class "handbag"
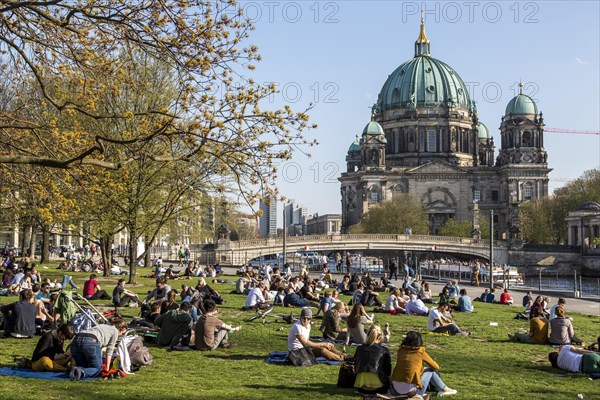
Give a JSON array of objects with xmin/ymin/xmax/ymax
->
[
  {"xmin": 336, "ymin": 361, "xmax": 356, "ymax": 388},
  {"xmin": 287, "ymin": 347, "xmax": 317, "ymax": 367}
]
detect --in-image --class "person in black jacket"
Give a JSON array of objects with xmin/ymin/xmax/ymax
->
[
  {"xmin": 353, "ymin": 325, "xmax": 392, "ymax": 394},
  {"xmin": 1, "ymin": 289, "xmax": 37, "ymax": 338}
]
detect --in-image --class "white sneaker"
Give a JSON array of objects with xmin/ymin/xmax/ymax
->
[{"xmin": 438, "ymin": 388, "xmax": 457, "ymax": 396}]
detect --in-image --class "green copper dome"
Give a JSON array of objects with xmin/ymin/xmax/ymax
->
[
  {"xmin": 348, "ymin": 137, "xmax": 361, "ymax": 153},
  {"xmin": 363, "ymin": 121, "xmax": 385, "ymax": 136},
  {"xmin": 377, "ymin": 55, "xmax": 472, "ymax": 112},
  {"xmin": 477, "ymin": 122, "xmax": 489, "ymax": 139},
  {"xmin": 505, "ymin": 94, "xmax": 538, "ymax": 115}
]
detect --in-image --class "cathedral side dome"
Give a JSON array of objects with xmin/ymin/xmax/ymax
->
[
  {"xmin": 477, "ymin": 122, "xmax": 490, "ymax": 139},
  {"xmin": 505, "ymin": 92, "xmax": 538, "ymax": 116},
  {"xmin": 348, "ymin": 136, "xmax": 361, "ymax": 153},
  {"xmin": 363, "ymin": 121, "xmax": 385, "ymax": 137}
]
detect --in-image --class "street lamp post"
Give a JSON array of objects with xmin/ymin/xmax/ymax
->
[
  {"xmin": 282, "ymin": 202, "xmax": 287, "ymax": 266},
  {"xmin": 489, "ymin": 210, "xmax": 494, "ymax": 292}
]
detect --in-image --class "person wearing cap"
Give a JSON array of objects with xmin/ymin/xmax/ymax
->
[{"xmin": 287, "ymin": 307, "xmax": 346, "ymax": 363}]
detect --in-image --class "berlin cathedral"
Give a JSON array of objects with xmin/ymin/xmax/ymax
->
[{"xmin": 339, "ymin": 16, "xmax": 551, "ymax": 238}]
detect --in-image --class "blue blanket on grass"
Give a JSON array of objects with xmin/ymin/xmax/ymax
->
[
  {"xmin": 0, "ymin": 367, "xmax": 92, "ymax": 381},
  {"xmin": 265, "ymin": 351, "xmax": 341, "ymax": 366}
]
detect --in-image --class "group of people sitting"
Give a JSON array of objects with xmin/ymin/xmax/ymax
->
[
  {"xmin": 509, "ymin": 295, "xmax": 585, "ymax": 346},
  {"xmin": 287, "ymin": 307, "xmax": 458, "ymax": 398}
]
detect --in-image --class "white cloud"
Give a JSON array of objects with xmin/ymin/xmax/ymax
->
[{"xmin": 575, "ymin": 57, "xmax": 588, "ymax": 65}]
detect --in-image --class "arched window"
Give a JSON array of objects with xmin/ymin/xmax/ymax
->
[{"xmin": 522, "ymin": 131, "xmax": 532, "ymax": 147}]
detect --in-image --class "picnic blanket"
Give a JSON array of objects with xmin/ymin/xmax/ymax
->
[
  {"xmin": 265, "ymin": 351, "xmax": 342, "ymax": 366},
  {"xmin": 0, "ymin": 367, "xmax": 93, "ymax": 381}
]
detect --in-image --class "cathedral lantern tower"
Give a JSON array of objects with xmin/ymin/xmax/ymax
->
[{"xmin": 497, "ymin": 82, "xmax": 551, "ymax": 238}]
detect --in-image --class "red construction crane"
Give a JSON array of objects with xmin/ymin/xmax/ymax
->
[{"xmin": 545, "ymin": 127, "xmax": 600, "ymax": 135}]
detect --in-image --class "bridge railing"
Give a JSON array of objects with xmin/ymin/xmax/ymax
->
[{"xmin": 230, "ymin": 234, "xmax": 491, "ymax": 249}]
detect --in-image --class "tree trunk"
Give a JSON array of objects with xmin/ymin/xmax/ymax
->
[
  {"xmin": 29, "ymin": 226, "xmax": 37, "ymax": 260},
  {"xmin": 145, "ymin": 240, "xmax": 151, "ymax": 268},
  {"xmin": 128, "ymin": 223, "xmax": 138, "ymax": 284},
  {"xmin": 21, "ymin": 224, "xmax": 31, "ymax": 257},
  {"xmin": 41, "ymin": 229, "xmax": 50, "ymax": 263},
  {"xmin": 100, "ymin": 236, "xmax": 112, "ymax": 278}
]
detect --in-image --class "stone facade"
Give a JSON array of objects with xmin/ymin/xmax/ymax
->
[{"xmin": 339, "ymin": 19, "xmax": 551, "ymax": 238}]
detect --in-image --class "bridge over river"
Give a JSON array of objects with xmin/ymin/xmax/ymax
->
[{"xmin": 214, "ymin": 234, "xmax": 510, "ymax": 266}]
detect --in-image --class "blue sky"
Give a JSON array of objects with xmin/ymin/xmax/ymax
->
[{"xmin": 237, "ymin": 1, "xmax": 600, "ymax": 217}]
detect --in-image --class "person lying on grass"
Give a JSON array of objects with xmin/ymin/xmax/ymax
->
[
  {"xmin": 548, "ymin": 345, "xmax": 600, "ymax": 375},
  {"xmin": 287, "ymin": 307, "xmax": 347, "ymax": 365},
  {"xmin": 390, "ymin": 330, "xmax": 457, "ymax": 397},
  {"xmin": 194, "ymin": 299, "xmax": 240, "ymax": 350}
]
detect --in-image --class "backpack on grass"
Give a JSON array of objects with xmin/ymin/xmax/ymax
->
[{"xmin": 128, "ymin": 335, "xmax": 153, "ymax": 367}]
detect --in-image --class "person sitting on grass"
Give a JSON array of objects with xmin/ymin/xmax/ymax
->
[
  {"xmin": 475, "ymin": 288, "xmax": 489, "ymax": 302},
  {"xmin": 315, "ymin": 290, "xmax": 334, "ymax": 317},
  {"xmin": 390, "ymin": 330, "xmax": 458, "ymax": 397},
  {"xmin": 548, "ymin": 345, "xmax": 600, "ymax": 375},
  {"xmin": 69, "ymin": 318, "xmax": 128, "ymax": 380},
  {"xmin": 194, "ymin": 300, "xmax": 240, "ymax": 350},
  {"xmin": 83, "ymin": 274, "xmax": 112, "ymax": 301},
  {"xmin": 428, "ymin": 302, "xmax": 469, "ymax": 336},
  {"xmin": 405, "ymin": 294, "xmax": 429, "ymax": 316},
  {"xmin": 354, "ymin": 325, "xmax": 392, "ymax": 395},
  {"xmin": 144, "ymin": 277, "xmax": 171, "ymax": 304},
  {"xmin": 346, "ymin": 303, "xmax": 376, "ymax": 345},
  {"xmin": 457, "ymin": 289, "xmax": 474, "ymax": 313},
  {"xmin": 160, "ymin": 290, "xmax": 180, "ymax": 315},
  {"xmin": 30, "ymin": 323, "xmax": 74, "ymax": 372},
  {"xmin": 112, "ymin": 279, "xmax": 143, "ymax": 307},
  {"xmin": 384, "ymin": 288, "xmax": 405, "ymax": 315},
  {"xmin": 287, "ymin": 307, "xmax": 347, "ymax": 365},
  {"xmin": 319, "ymin": 302, "xmax": 348, "ymax": 342},
  {"xmin": 438, "ymin": 287, "xmax": 456, "ymax": 307},
  {"xmin": 485, "ymin": 288, "xmax": 496, "ymax": 303},
  {"xmin": 499, "ymin": 288, "xmax": 513, "ymax": 305},
  {"xmin": 359, "ymin": 284, "xmax": 383, "ymax": 307},
  {"xmin": 508, "ymin": 314, "xmax": 548, "ymax": 345},
  {"xmin": 244, "ymin": 282, "xmax": 271, "ymax": 310},
  {"xmin": 418, "ymin": 281, "xmax": 435, "ymax": 304},
  {"xmin": 1, "ymin": 288, "xmax": 36, "ymax": 338},
  {"xmin": 549, "ymin": 306, "xmax": 584, "ymax": 346},
  {"xmin": 155, "ymin": 301, "xmax": 193, "ymax": 351},
  {"xmin": 549, "ymin": 298, "xmax": 567, "ymax": 320},
  {"xmin": 195, "ymin": 277, "xmax": 224, "ymax": 305}
]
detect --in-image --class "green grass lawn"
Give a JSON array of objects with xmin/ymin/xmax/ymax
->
[{"xmin": 1, "ymin": 266, "xmax": 599, "ymax": 400}]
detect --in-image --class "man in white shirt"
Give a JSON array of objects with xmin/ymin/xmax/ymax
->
[
  {"xmin": 244, "ymin": 283, "xmax": 270, "ymax": 310},
  {"xmin": 427, "ymin": 303, "xmax": 468, "ymax": 335},
  {"xmin": 287, "ymin": 307, "xmax": 345, "ymax": 364}
]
